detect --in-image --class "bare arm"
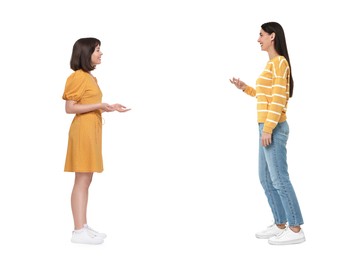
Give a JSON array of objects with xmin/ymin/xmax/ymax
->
[{"xmin": 65, "ymin": 100, "xmax": 114, "ymax": 114}]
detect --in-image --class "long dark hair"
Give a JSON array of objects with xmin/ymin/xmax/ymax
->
[
  {"xmin": 261, "ymin": 22, "xmax": 294, "ymax": 97},
  {"xmin": 70, "ymin": 37, "xmax": 101, "ymax": 72}
]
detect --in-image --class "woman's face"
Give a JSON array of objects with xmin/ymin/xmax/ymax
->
[
  {"xmin": 257, "ymin": 29, "xmax": 274, "ymax": 52},
  {"xmin": 91, "ymin": 45, "xmax": 102, "ymax": 66}
]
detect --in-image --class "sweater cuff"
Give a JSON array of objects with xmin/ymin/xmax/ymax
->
[
  {"xmin": 244, "ymin": 86, "xmax": 254, "ymax": 96},
  {"xmin": 263, "ymin": 125, "xmax": 273, "ymax": 134}
]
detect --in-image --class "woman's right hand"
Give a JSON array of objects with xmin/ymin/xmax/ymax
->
[
  {"xmin": 112, "ymin": 103, "xmax": 131, "ymax": 112},
  {"xmin": 229, "ymin": 77, "xmax": 246, "ymax": 91},
  {"xmin": 101, "ymin": 103, "xmax": 115, "ymax": 112}
]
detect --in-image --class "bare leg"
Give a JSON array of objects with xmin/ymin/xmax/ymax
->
[
  {"xmin": 71, "ymin": 172, "xmax": 93, "ymax": 230},
  {"xmin": 276, "ymin": 223, "xmax": 286, "ymax": 229},
  {"xmin": 290, "ymin": 226, "xmax": 301, "ymax": 232}
]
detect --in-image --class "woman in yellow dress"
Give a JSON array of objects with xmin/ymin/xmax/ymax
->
[{"xmin": 62, "ymin": 37, "xmax": 130, "ymax": 245}]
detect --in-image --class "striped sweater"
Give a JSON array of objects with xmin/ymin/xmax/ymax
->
[{"xmin": 244, "ymin": 55, "xmax": 290, "ymax": 134}]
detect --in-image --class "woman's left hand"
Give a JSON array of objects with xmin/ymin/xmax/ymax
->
[
  {"xmin": 261, "ymin": 132, "xmax": 272, "ymax": 147},
  {"xmin": 112, "ymin": 103, "xmax": 131, "ymax": 112}
]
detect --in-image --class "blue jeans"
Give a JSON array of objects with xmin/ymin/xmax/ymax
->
[{"xmin": 258, "ymin": 121, "xmax": 304, "ymax": 226}]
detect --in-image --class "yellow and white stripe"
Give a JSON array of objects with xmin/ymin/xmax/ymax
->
[{"xmin": 243, "ymin": 55, "xmax": 290, "ymax": 134}]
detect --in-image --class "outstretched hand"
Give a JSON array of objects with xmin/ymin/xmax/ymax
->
[
  {"xmin": 111, "ymin": 103, "xmax": 131, "ymax": 112},
  {"xmin": 101, "ymin": 103, "xmax": 115, "ymax": 112},
  {"xmin": 229, "ymin": 77, "xmax": 247, "ymax": 91}
]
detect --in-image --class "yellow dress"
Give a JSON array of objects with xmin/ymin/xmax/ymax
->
[{"xmin": 62, "ymin": 70, "xmax": 103, "ymax": 173}]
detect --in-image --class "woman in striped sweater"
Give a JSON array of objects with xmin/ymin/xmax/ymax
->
[{"xmin": 230, "ymin": 22, "xmax": 305, "ymax": 245}]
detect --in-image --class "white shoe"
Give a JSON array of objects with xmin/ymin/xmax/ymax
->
[
  {"xmin": 84, "ymin": 224, "xmax": 107, "ymax": 239},
  {"xmin": 71, "ymin": 228, "xmax": 104, "ymax": 245},
  {"xmin": 268, "ymin": 227, "xmax": 306, "ymax": 245},
  {"xmin": 255, "ymin": 224, "xmax": 285, "ymax": 239}
]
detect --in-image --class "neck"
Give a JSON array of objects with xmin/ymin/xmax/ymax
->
[{"xmin": 268, "ymin": 49, "xmax": 279, "ymax": 60}]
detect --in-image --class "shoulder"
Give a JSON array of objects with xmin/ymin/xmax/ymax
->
[
  {"xmin": 63, "ymin": 70, "xmax": 90, "ymax": 100},
  {"xmin": 269, "ymin": 56, "xmax": 289, "ymax": 75},
  {"xmin": 66, "ymin": 70, "xmax": 90, "ymax": 83},
  {"xmin": 271, "ymin": 56, "xmax": 289, "ymax": 69}
]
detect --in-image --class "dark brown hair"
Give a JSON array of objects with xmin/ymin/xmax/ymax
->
[
  {"xmin": 261, "ymin": 22, "xmax": 294, "ymax": 97},
  {"xmin": 70, "ymin": 37, "xmax": 101, "ymax": 72}
]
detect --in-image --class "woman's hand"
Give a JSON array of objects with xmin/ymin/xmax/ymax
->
[
  {"xmin": 111, "ymin": 103, "xmax": 131, "ymax": 112},
  {"xmin": 229, "ymin": 77, "xmax": 247, "ymax": 91},
  {"xmin": 101, "ymin": 103, "xmax": 115, "ymax": 112},
  {"xmin": 261, "ymin": 132, "xmax": 272, "ymax": 147}
]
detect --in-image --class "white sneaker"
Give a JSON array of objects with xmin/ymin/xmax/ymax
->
[
  {"xmin": 268, "ymin": 227, "xmax": 306, "ymax": 245},
  {"xmin": 84, "ymin": 224, "xmax": 107, "ymax": 239},
  {"xmin": 255, "ymin": 224, "xmax": 285, "ymax": 239},
  {"xmin": 71, "ymin": 228, "xmax": 104, "ymax": 245}
]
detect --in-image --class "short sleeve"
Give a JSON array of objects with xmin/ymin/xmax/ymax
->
[{"xmin": 62, "ymin": 70, "xmax": 87, "ymax": 101}]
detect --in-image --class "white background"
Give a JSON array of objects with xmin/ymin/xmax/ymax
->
[{"xmin": 1, "ymin": 0, "xmax": 356, "ymax": 259}]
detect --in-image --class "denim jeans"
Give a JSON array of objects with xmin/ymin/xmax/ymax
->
[{"xmin": 258, "ymin": 121, "xmax": 304, "ymax": 226}]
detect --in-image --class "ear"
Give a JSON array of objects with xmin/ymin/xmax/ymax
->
[{"xmin": 270, "ymin": 32, "xmax": 276, "ymax": 41}]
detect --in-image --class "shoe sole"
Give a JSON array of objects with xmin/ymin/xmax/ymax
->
[
  {"xmin": 256, "ymin": 231, "xmax": 284, "ymax": 239},
  {"xmin": 268, "ymin": 237, "xmax": 306, "ymax": 245},
  {"xmin": 255, "ymin": 234, "xmax": 276, "ymax": 239},
  {"xmin": 71, "ymin": 239, "xmax": 104, "ymax": 245}
]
